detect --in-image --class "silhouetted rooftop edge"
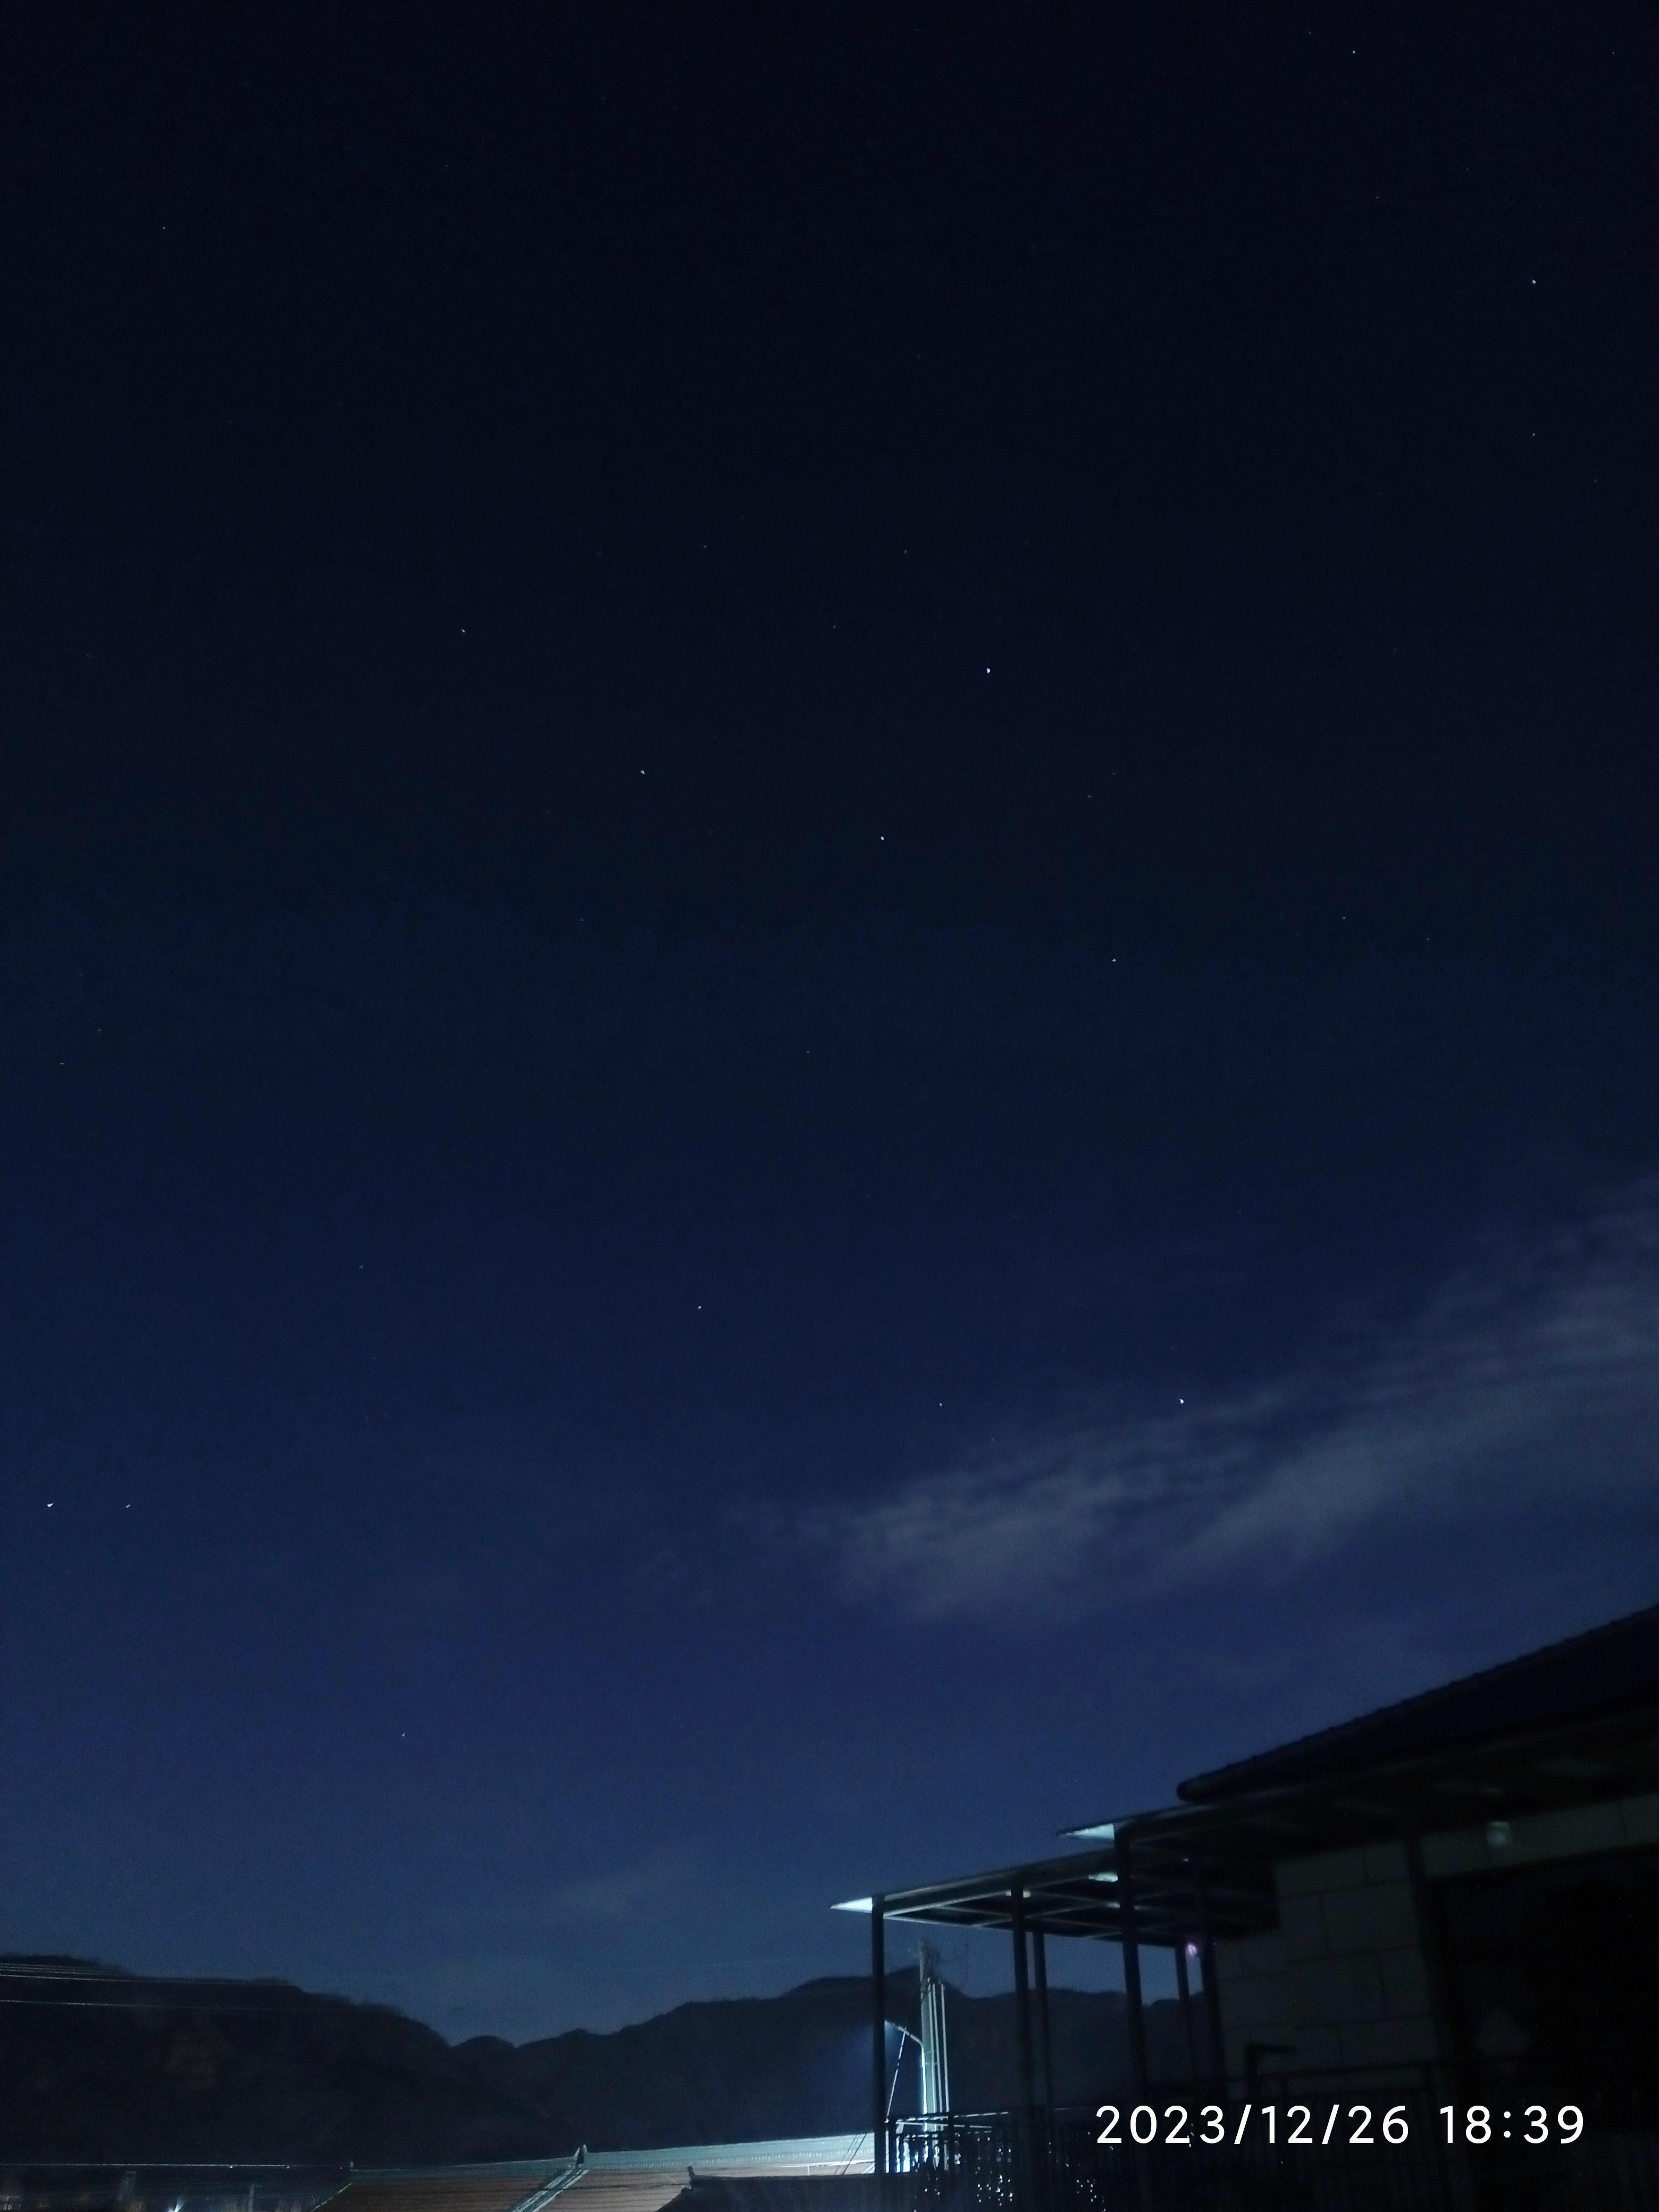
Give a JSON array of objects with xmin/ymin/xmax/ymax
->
[{"xmin": 1176, "ymin": 1597, "xmax": 1659, "ymax": 1804}]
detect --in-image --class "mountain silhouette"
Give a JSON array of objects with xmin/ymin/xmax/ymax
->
[{"xmin": 0, "ymin": 1958, "xmax": 1200, "ymax": 2163}]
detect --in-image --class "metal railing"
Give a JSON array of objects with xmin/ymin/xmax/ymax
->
[{"xmin": 889, "ymin": 2080, "xmax": 1659, "ymax": 2212}]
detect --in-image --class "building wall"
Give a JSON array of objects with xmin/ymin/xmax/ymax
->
[
  {"xmin": 1211, "ymin": 1789, "xmax": 1659, "ymax": 2083},
  {"xmin": 1213, "ymin": 1841, "xmax": 1436, "ymax": 2080},
  {"xmin": 1209, "ymin": 1925, "xmax": 1294, "ymax": 2079}
]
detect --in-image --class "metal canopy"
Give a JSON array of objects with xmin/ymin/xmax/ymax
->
[
  {"xmin": 864, "ymin": 1837, "xmax": 1273, "ymax": 1946},
  {"xmin": 852, "ymin": 1694, "xmax": 1659, "ymax": 1951}
]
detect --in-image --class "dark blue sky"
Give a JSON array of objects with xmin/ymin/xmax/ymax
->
[{"xmin": 2, "ymin": 2, "xmax": 1657, "ymax": 2040}]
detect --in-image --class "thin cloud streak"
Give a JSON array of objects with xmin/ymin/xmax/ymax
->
[{"xmin": 796, "ymin": 1185, "xmax": 1659, "ymax": 1623}]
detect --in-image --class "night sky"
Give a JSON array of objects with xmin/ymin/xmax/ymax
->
[{"xmin": 3, "ymin": 3, "xmax": 1658, "ymax": 2043}]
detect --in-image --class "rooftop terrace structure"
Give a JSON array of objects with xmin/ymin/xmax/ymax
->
[{"xmin": 839, "ymin": 1601, "xmax": 1659, "ymax": 2208}]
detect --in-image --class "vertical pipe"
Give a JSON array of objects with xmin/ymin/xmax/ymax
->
[
  {"xmin": 1033, "ymin": 1926, "xmax": 1055, "ymax": 2111},
  {"xmin": 1118, "ymin": 1844, "xmax": 1147, "ymax": 2100},
  {"xmin": 1193, "ymin": 1858, "xmax": 1226, "ymax": 2090},
  {"xmin": 1175, "ymin": 1939, "xmax": 1198, "ymax": 2082},
  {"xmin": 872, "ymin": 1898, "xmax": 887, "ymax": 2176}
]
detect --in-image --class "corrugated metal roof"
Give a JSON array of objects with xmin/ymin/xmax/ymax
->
[
  {"xmin": 555, "ymin": 2145, "xmax": 875, "ymax": 2212},
  {"xmin": 322, "ymin": 2164, "xmax": 574, "ymax": 2212},
  {"xmin": 1177, "ymin": 1598, "xmax": 1659, "ymax": 1803},
  {"xmin": 549, "ymin": 2174, "xmax": 685, "ymax": 2212},
  {"xmin": 334, "ymin": 2136, "xmax": 875, "ymax": 2212},
  {"xmin": 583, "ymin": 2139, "xmax": 869, "ymax": 2179}
]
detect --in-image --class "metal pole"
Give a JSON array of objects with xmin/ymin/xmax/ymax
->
[
  {"xmin": 872, "ymin": 1897, "xmax": 887, "ymax": 2176},
  {"xmin": 1118, "ymin": 1842, "xmax": 1148, "ymax": 2100},
  {"xmin": 1011, "ymin": 1885, "xmax": 1037, "ymax": 2112},
  {"xmin": 1175, "ymin": 1940, "xmax": 1198, "ymax": 2082},
  {"xmin": 1033, "ymin": 1926, "xmax": 1055, "ymax": 2111},
  {"xmin": 1193, "ymin": 1858, "xmax": 1226, "ymax": 2090},
  {"xmin": 1011, "ymin": 1884, "xmax": 1040, "ymax": 2209}
]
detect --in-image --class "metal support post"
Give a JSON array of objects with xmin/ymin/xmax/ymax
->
[
  {"xmin": 872, "ymin": 1897, "xmax": 887, "ymax": 2176},
  {"xmin": 1193, "ymin": 1858, "xmax": 1226, "ymax": 2090},
  {"xmin": 1033, "ymin": 1926, "xmax": 1055, "ymax": 2110},
  {"xmin": 1011, "ymin": 1884, "xmax": 1037, "ymax": 2113},
  {"xmin": 1175, "ymin": 1940, "xmax": 1198, "ymax": 2082},
  {"xmin": 1011, "ymin": 1884, "xmax": 1041, "ymax": 2209},
  {"xmin": 1118, "ymin": 1841, "xmax": 1148, "ymax": 2100}
]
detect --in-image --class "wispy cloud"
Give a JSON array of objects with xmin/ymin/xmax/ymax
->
[
  {"xmin": 792, "ymin": 1184, "xmax": 1659, "ymax": 1623},
  {"xmin": 539, "ymin": 1855, "xmax": 692, "ymax": 1928}
]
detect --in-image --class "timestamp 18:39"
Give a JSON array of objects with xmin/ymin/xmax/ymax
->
[
  {"xmin": 1094, "ymin": 2101, "xmax": 1586, "ymax": 2148},
  {"xmin": 1440, "ymin": 2105, "xmax": 1585, "ymax": 2145}
]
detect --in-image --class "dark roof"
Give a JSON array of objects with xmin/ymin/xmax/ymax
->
[
  {"xmin": 857, "ymin": 1603, "xmax": 1659, "ymax": 1947},
  {"xmin": 1178, "ymin": 1599, "xmax": 1659, "ymax": 1804}
]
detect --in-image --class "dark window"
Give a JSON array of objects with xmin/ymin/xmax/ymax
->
[{"xmin": 1436, "ymin": 1845, "xmax": 1659, "ymax": 2098}]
